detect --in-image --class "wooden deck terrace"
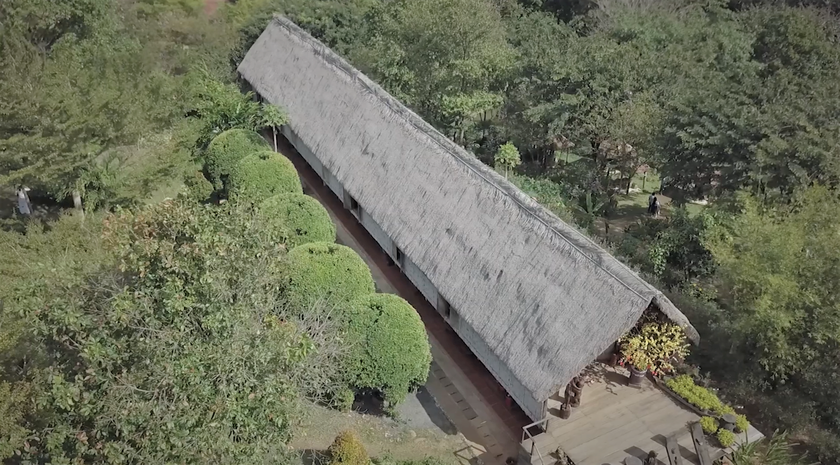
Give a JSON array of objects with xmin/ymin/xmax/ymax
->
[{"xmin": 520, "ymin": 365, "xmax": 764, "ymax": 465}]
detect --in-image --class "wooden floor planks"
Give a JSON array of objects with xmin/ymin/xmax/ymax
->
[{"xmin": 537, "ymin": 366, "xmax": 703, "ymax": 465}]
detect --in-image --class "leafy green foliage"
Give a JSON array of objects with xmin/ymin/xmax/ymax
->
[
  {"xmin": 204, "ymin": 129, "xmax": 270, "ymax": 190},
  {"xmin": 331, "ymin": 388, "xmax": 356, "ymax": 412},
  {"xmin": 0, "ymin": 201, "xmax": 350, "ymax": 463},
  {"xmin": 705, "ymin": 187, "xmax": 840, "ymax": 382},
  {"xmin": 228, "ymin": 151, "xmax": 302, "ymax": 201},
  {"xmin": 735, "ymin": 414, "xmax": 749, "ymax": 433},
  {"xmin": 0, "ymin": 0, "xmax": 204, "ymax": 204},
  {"xmin": 259, "ymin": 193, "xmax": 336, "ymax": 247},
  {"xmin": 494, "ymin": 142, "xmax": 521, "ymax": 178},
  {"xmin": 730, "ymin": 431, "xmax": 803, "ymax": 465},
  {"xmin": 351, "ymin": 0, "xmax": 514, "ymax": 124},
  {"xmin": 285, "ymin": 242, "xmax": 375, "ymax": 310},
  {"xmin": 618, "ymin": 209, "xmax": 717, "ymax": 288},
  {"xmin": 701, "ymin": 416, "xmax": 719, "ymax": 435},
  {"xmin": 345, "ymin": 294, "xmax": 431, "ymax": 404},
  {"xmin": 183, "ymin": 170, "xmax": 215, "ymax": 203},
  {"xmin": 186, "ymin": 75, "xmax": 289, "ymax": 152},
  {"xmin": 328, "ymin": 430, "xmax": 369, "ymax": 465},
  {"xmin": 665, "ymin": 375, "xmax": 733, "ymax": 416},
  {"xmin": 717, "ymin": 429, "xmax": 736, "ymax": 448}
]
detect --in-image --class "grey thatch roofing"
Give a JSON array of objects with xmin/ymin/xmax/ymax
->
[{"xmin": 238, "ymin": 17, "xmax": 699, "ymax": 403}]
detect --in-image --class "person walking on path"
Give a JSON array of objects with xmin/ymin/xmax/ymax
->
[
  {"xmin": 652, "ymin": 197, "xmax": 661, "ymax": 217},
  {"xmin": 16, "ymin": 185, "xmax": 32, "ymax": 217}
]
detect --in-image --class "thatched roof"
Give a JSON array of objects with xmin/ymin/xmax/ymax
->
[{"xmin": 238, "ymin": 17, "xmax": 699, "ymax": 403}]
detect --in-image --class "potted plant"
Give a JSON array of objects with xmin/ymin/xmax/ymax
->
[{"xmin": 619, "ymin": 322, "xmax": 689, "ymax": 387}]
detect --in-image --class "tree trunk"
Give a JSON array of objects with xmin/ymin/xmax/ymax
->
[
  {"xmin": 626, "ymin": 177, "xmax": 632, "ymax": 195},
  {"xmin": 72, "ymin": 190, "xmax": 84, "ymax": 217},
  {"xmin": 272, "ymin": 127, "xmax": 278, "ymax": 152}
]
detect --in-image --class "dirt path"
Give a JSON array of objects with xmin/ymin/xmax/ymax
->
[
  {"xmin": 292, "ymin": 403, "xmax": 468, "ymax": 463},
  {"xmin": 203, "ymin": 0, "xmax": 225, "ymax": 16}
]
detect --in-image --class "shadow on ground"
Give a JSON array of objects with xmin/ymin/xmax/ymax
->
[{"xmin": 301, "ymin": 449, "xmax": 329, "ymax": 465}]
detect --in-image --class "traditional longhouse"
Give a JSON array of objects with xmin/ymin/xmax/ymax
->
[{"xmin": 238, "ymin": 17, "xmax": 698, "ymax": 422}]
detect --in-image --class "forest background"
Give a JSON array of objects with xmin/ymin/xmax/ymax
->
[{"xmin": 2, "ymin": 0, "xmax": 840, "ymax": 462}]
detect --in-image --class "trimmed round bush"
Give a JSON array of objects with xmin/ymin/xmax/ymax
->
[
  {"xmin": 204, "ymin": 129, "xmax": 269, "ymax": 190},
  {"xmin": 285, "ymin": 242, "xmax": 375, "ymax": 310},
  {"xmin": 328, "ymin": 430, "xmax": 368, "ymax": 465},
  {"xmin": 259, "ymin": 193, "xmax": 336, "ymax": 247},
  {"xmin": 228, "ymin": 151, "xmax": 302, "ymax": 202},
  {"xmin": 182, "ymin": 170, "xmax": 214, "ymax": 203},
  {"xmin": 346, "ymin": 293, "xmax": 432, "ymax": 404}
]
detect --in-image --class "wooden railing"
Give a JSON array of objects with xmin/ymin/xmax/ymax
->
[{"xmin": 521, "ymin": 418, "xmax": 550, "ymax": 465}]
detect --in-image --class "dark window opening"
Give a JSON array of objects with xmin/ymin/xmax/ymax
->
[
  {"xmin": 394, "ymin": 246, "xmax": 404, "ymax": 268},
  {"xmin": 439, "ymin": 295, "xmax": 451, "ymax": 318},
  {"xmin": 347, "ymin": 194, "xmax": 360, "ymax": 215}
]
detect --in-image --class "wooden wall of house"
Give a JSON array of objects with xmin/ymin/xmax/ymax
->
[
  {"xmin": 359, "ymin": 208, "xmax": 392, "ymax": 258},
  {"xmin": 282, "ymin": 126, "xmax": 344, "ymax": 199},
  {"xmin": 456, "ymin": 314, "xmax": 546, "ymax": 421},
  {"xmin": 402, "ymin": 256, "xmax": 438, "ymax": 307}
]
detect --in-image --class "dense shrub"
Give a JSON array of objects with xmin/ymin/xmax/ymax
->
[
  {"xmin": 331, "ymin": 388, "xmax": 356, "ymax": 412},
  {"xmin": 259, "ymin": 193, "xmax": 336, "ymax": 247},
  {"xmin": 345, "ymin": 293, "xmax": 432, "ymax": 404},
  {"xmin": 204, "ymin": 129, "xmax": 269, "ymax": 189},
  {"xmin": 228, "ymin": 151, "xmax": 302, "ymax": 201},
  {"xmin": 666, "ymin": 375, "xmax": 734, "ymax": 415},
  {"xmin": 182, "ymin": 170, "xmax": 214, "ymax": 202},
  {"xmin": 717, "ymin": 429, "xmax": 736, "ymax": 448},
  {"xmin": 328, "ymin": 430, "xmax": 369, "ymax": 465},
  {"xmin": 735, "ymin": 414, "xmax": 749, "ymax": 433},
  {"xmin": 285, "ymin": 242, "xmax": 375, "ymax": 310},
  {"xmin": 700, "ymin": 416, "xmax": 719, "ymax": 434}
]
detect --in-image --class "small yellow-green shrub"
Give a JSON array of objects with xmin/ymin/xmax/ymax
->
[
  {"xmin": 717, "ymin": 429, "xmax": 736, "ymax": 448},
  {"xmin": 700, "ymin": 416, "xmax": 718, "ymax": 434},
  {"xmin": 666, "ymin": 375, "xmax": 726, "ymax": 413},
  {"xmin": 329, "ymin": 430, "xmax": 369, "ymax": 465},
  {"xmin": 735, "ymin": 414, "xmax": 749, "ymax": 433}
]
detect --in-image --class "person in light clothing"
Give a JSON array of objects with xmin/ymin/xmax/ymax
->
[{"xmin": 16, "ymin": 185, "xmax": 32, "ymax": 216}]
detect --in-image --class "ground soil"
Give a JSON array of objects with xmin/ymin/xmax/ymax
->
[{"xmin": 292, "ymin": 401, "xmax": 468, "ymax": 464}]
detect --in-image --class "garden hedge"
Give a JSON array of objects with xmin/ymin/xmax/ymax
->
[
  {"xmin": 227, "ymin": 151, "xmax": 302, "ymax": 201},
  {"xmin": 328, "ymin": 430, "xmax": 368, "ymax": 465},
  {"xmin": 345, "ymin": 293, "xmax": 432, "ymax": 404},
  {"xmin": 183, "ymin": 170, "xmax": 214, "ymax": 203},
  {"xmin": 259, "ymin": 193, "xmax": 335, "ymax": 247},
  {"xmin": 285, "ymin": 242, "xmax": 375, "ymax": 310},
  {"xmin": 204, "ymin": 129, "xmax": 269, "ymax": 190}
]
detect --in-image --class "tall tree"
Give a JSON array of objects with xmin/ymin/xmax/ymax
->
[{"xmin": 352, "ymin": 0, "xmax": 514, "ymax": 125}]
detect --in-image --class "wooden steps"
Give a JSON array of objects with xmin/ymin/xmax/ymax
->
[{"xmin": 689, "ymin": 422, "xmax": 713, "ymax": 465}]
